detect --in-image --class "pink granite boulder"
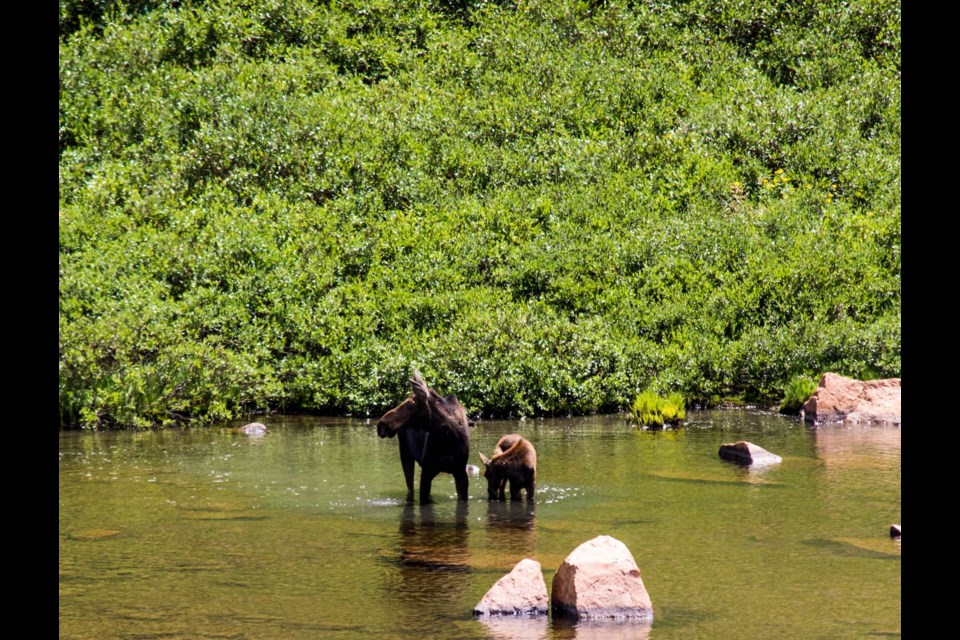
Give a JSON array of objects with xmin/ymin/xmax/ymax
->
[
  {"xmin": 550, "ymin": 535, "xmax": 653, "ymax": 620},
  {"xmin": 718, "ymin": 441, "xmax": 782, "ymax": 466},
  {"xmin": 473, "ymin": 558, "xmax": 549, "ymax": 617},
  {"xmin": 801, "ymin": 373, "xmax": 901, "ymax": 425}
]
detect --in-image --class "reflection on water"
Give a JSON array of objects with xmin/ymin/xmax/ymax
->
[
  {"xmin": 812, "ymin": 423, "xmax": 902, "ymax": 469},
  {"xmin": 396, "ymin": 502, "xmax": 471, "ymax": 573},
  {"xmin": 484, "ymin": 500, "xmax": 538, "ymax": 559},
  {"xmin": 60, "ymin": 411, "xmax": 900, "ymax": 640},
  {"xmin": 550, "ymin": 618, "xmax": 652, "ymax": 640},
  {"xmin": 479, "ymin": 615, "xmax": 549, "ymax": 640},
  {"xmin": 381, "ymin": 502, "xmax": 473, "ymax": 628},
  {"xmin": 478, "ymin": 616, "xmax": 652, "ymax": 640}
]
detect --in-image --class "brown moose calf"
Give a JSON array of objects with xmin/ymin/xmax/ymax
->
[{"xmin": 479, "ymin": 434, "xmax": 537, "ymax": 501}]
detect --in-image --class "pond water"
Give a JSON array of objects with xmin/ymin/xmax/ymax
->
[{"xmin": 59, "ymin": 410, "xmax": 900, "ymax": 639}]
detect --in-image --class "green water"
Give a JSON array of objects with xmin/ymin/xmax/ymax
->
[{"xmin": 59, "ymin": 410, "xmax": 900, "ymax": 639}]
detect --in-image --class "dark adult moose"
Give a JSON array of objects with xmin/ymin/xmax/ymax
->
[{"xmin": 376, "ymin": 371, "xmax": 473, "ymax": 503}]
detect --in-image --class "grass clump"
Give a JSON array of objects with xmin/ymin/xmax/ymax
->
[
  {"xmin": 630, "ymin": 389, "xmax": 686, "ymax": 429},
  {"xmin": 778, "ymin": 375, "xmax": 819, "ymax": 415}
]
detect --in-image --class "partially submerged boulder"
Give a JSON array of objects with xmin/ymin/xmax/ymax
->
[
  {"xmin": 718, "ymin": 441, "xmax": 782, "ymax": 466},
  {"xmin": 239, "ymin": 422, "xmax": 268, "ymax": 436},
  {"xmin": 551, "ymin": 535, "xmax": 653, "ymax": 621},
  {"xmin": 801, "ymin": 373, "xmax": 901, "ymax": 425},
  {"xmin": 473, "ymin": 558, "xmax": 549, "ymax": 617}
]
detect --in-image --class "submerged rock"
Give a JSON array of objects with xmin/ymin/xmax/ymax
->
[
  {"xmin": 473, "ymin": 558, "xmax": 549, "ymax": 617},
  {"xmin": 801, "ymin": 373, "xmax": 901, "ymax": 425},
  {"xmin": 69, "ymin": 528, "xmax": 124, "ymax": 541},
  {"xmin": 551, "ymin": 535, "xmax": 653, "ymax": 621},
  {"xmin": 240, "ymin": 422, "xmax": 268, "ymax": 436},
  {"xmin": 718, "ymin": 441, "xmax": 782, "ymax": 466}
]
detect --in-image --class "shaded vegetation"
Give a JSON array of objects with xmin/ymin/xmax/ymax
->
[{"xmin": 59, "ymin": 0, "xmax": 901, "ymax": 429}]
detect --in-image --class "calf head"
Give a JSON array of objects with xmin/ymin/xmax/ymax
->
[
  {"xmin": 479, "ymin": 434, "xmax": 536, "ymax": 501},
  {"xmin": 478, "ymin": 452, "xmax": 503, "ymax": 500}
]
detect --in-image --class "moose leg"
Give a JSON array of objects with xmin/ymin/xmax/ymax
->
[
  {"xmin": 419, "ymin": 468, "xmax": 437, "ymax": 504},
  {"xmin": 453, "ymin": 467, "xmax": 469, "ymax": 501},
  {"xmin": 399, "ymin": 440, "xmax": 416, "ymax": 502}
]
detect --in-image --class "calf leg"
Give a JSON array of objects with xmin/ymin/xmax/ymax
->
[{"xmin": 509, "ymin": 478, "xmax": 522, "ymax": 501}]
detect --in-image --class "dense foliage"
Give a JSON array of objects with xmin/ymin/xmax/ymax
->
[{"xmin": 59, "ymin": 0, "xmax": 901, "ymax": 429}]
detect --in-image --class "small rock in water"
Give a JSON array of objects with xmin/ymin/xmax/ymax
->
[
  {"xmin": 240, "ymin": 422, "xmax": 268, "ymax": 436},
  {"xmin": 473, "ymin": 558, "xmax": 549, "ymax": 617},
  {"xmin": 718, "ymin": 441, "xmax": 782, "ymax": 466}
]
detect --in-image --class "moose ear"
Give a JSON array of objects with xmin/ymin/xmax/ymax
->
[
  {"xmin": 479, "ymin": 453, "xmax": 491, "ymax": 466},
  {"xmin": 410, "ymin": 370, "xmax": 429, "ymax": 401}
]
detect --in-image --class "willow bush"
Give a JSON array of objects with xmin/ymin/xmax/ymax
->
[{"xmin": 59, "ymin": 0, "xmax": 901, "ymax": 428}]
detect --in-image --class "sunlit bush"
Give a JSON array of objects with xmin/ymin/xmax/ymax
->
[
  {"xmin": 629, "ymin": 389, "xmax": 687, "ymax": 429},
  {"xmin": 59, "ymin": 0, "xmax": 901, "ymax": 428}
]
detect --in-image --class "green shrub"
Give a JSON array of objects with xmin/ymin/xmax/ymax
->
[
  {"xmin": 778, "ymin": 374, "xmax": 819, "ymax": 415},
  {"xmin": 58, "ymin": 0, "xmax": 901, "ymax": 429}
]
